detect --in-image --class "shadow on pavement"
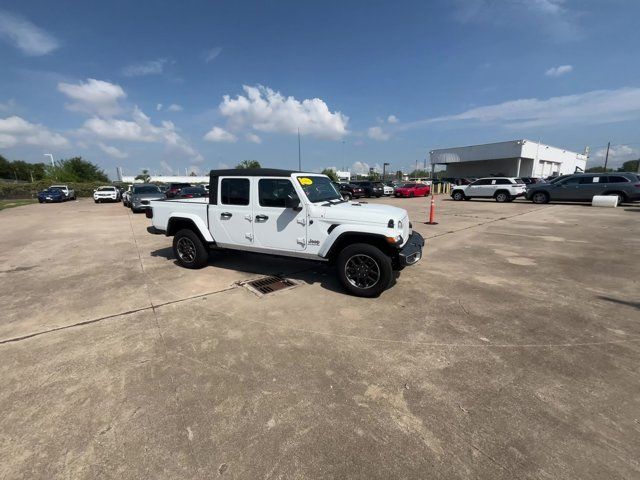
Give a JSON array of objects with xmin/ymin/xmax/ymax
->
[
  {"xmin": 597, "ymin": 295, "xmax": 640, "ymax": 310},
  {"xmin": 150, "ymin": 246, "xmax": 346, "ymax": 294}
]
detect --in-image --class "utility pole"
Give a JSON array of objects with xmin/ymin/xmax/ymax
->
[
  {"xmin": 383, "ymin": 162, "xmax": 390, "ymax": 180},
  {"xmin": 603, "ymin": 142, "xmax": 610, "ymax": 171},
  {"xmin": 298, "ymin": 129, "xmax": 302, "ymax": 171}
]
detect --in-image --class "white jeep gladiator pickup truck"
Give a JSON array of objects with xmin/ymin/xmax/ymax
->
[{"xmin": 148, "ymin": 169, "xmax": 424, "ymax": 297}]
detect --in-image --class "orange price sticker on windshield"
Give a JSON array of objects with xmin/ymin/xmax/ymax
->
[{"xmin": 298, "ymin": 177, "xmax": 313, "ymax": 186}]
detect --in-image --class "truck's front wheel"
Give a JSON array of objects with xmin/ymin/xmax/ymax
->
[
  {"xmin": 337, "ymin": 243, "xmax": 392, "ymax": 297},
  {"xmin": 173, "ymin": 229, "xmax": 209, "ymax": 269}
]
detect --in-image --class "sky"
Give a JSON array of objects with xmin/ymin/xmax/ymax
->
[{"xmin": 1, "ymin": 0, "xmax": 639, "ymax": 179}]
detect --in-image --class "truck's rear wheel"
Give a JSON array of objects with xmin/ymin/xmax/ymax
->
[
  {"xmin": 173, "ymin": 229, "xmax": 209, "ymax": 269},
  {"xmin": 337, "ymin": 243, "xmax": 392, "ymax": 297}
]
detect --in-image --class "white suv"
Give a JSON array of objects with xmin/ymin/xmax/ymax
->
[
  {"xmin": 93, "ymin": 186, "xmax": 120, "ymax": 203},
  {"xmin": 451, "ymin": 177, "xmax": 526, "ymax": 202}
]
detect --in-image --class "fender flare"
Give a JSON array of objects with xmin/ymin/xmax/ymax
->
[
  {"xmin": 167, "ymin": 213, "xmax": 214, "ymax": 242},
  {"xmin": 318, "ymin": 224, "xmax": 393, "ymax": 258}
]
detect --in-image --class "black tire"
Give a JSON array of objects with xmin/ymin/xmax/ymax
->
[
  {"xmin": 343, "ymin": 193, "xmax": 352, "ymax": 201},
  {"xmin": 531, "ymin": 191, "xmax": 549, "ymax": 204},
  {"xmin": 173, "ymin": 229, "xmax": 209, "ymax": 269},
  {"xmin": 336, "ymin": 243, "xmax": 392, "ymax": 297},
  {"xmin": 495, "ymin": 191, "xmax": 509, "ymax": 203},
  {"xmin": 409, "ymin": 192, "xmax": 414, "ymax": 198},
  {"xmin": 375, "ymin": 195, "xmax": 381, "ymax": 198},
  {"xmin": 38, "ymin": 199, "xmax": 43, "ymax": 203},
  {"xmin": 452, "ymin": 190, "xmax": 465, "ymax": 201}
]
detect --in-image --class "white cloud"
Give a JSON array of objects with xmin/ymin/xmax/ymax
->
[
  {"xmin": 160, "ymin": 160, "xmax": 173, "ymax": 174},
  {"xmin": 0, "ymin": 99, "xmax": 16, "ymax": 112},
  {"xmin": 167, "ymin": 104, "xmax": 183, "ymax": 112},
  {"xmin": 0, "ymin": 10, "xmax": 59, "ymax": 55},
  {"xmin": 593, "ymin": 144, "xmax": 639, "ymax": 168},
  {"xmin": 217, "ymin": 85, "xmax": 349, "ymax": 140},
  {"xmin": 122, "ymin": 58, "xmax": 167, "ymax": 77},
  {"xmin": 98, "ymin": 142, "xmax": 128, "ymax": 159},
  {"xmin": 204, "ymin": 126, "xmax": 237, "ymax": 143},
  {"xmin": 387, "ymin": 114, "xmax": 399, "ymax": 124},
  {"xmin": 245, "ymin": 132, "xmax": 262, "ymax": 144},
  {"xmin": 204, "ymin": 47, "xmax": 222, "ymax": 63},
  {"xmin": 451, "ymin": 0, "xmax": 581, "ymax": 42},
  {"xmin": 367, "ymin": 126, "xmax": 390, "ymax": 141},
  {"xmin": 545, "ymin": 65, "xmax": 573, "ymax": 77},
  {"xmin": 0, "ymin": 115, "xmax": 69, "ymax": 148},
  {"xmin": 58, "ymin": 78, "xmax": 126, "ymax": 117},
  {"xmin": 156, "ymin": 103, "xmax": 163, "ymax": 111},
  {"xmin": 413, "ymin": 87, "xmax": 640, "ymax": 129},
  {"xmin": 81, "ymin": 106, "xmax": 201, "ymax": 161}
]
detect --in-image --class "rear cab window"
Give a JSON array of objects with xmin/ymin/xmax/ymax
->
[{"xmin": 220, "ymin": 178, "xmax": 250, "ymax": 205}]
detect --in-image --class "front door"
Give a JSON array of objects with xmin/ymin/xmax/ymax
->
[
  {"xmin": 466, "ymin": 178, "xmax": 493, "ymax": 197},
  {"xmin": 209, "ymin": 177, "xmax": 254, "ymax": 247},
  {"xmin": 252, "ymin": 178, "xmax": 307, "ymax": 251}
]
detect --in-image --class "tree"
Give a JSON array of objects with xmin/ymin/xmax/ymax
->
[
  {"xmin": 408, "ymin": 169, "xmax": 430, "ymax": 178},
  {"xmin": 135, "ymin": 169, "xmax": 151, "ymax": 182},
  {"xmin": 585, "ymin": 166, "xmax": 614, "ymax": 173},
  {"xmin": 618, "ymin": 159, "xmax": 639, "ymax": 172},
  {"xmin": 321, "ymin": 168, "xmax": 338, "ymax": 181},
  {"xmin": 45, "ymin": 157, "xmax": 109, "ymax": 182},
  {"xmin": 236, "ymin": 160, "xmax": 261, "ymax": 169},
  {"xmin": 0, "ymin": 154, "xmax": 47, "ymax": 182}
]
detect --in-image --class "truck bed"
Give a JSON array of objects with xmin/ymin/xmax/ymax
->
[{"xmin": 150, "ymin": 198, "xmax": 209, "ymax": 234}]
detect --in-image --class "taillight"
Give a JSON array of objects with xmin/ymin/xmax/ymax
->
[
  {"xmin": 634, "ymin": 184, "xmax": 640, "ymax": 188},
  {"xmin": 145, "ymin": 208, "xmax": 153, "ymax": 219}
]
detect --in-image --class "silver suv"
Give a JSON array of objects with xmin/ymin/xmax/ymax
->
[
  {"xmin": 526, "ymin": 173, "xmax": 640, "ymax": 204},
  {"xmin": 451, "ymin": 177, "xmax": 526, "ymax": 202}
]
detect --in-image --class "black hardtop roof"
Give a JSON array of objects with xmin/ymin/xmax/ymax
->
[{"xmin": 209, "ymin": 168, "xmax": 302, "ymax": 177}]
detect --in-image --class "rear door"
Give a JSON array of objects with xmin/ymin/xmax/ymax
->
[
  {"xmin": 576, "ymin": 176, "xmax": 605, "ymax": 200},
  {"xmin": 466, "ymin": 179, "xmax": 492, "ymax": 197},
  {"xmin": 209, "ymin": 177, "xmax": 254, "ymax": 247},
  {"xmin": 252, "ymin": 178, "xmax": 307, "ymax": 251}
]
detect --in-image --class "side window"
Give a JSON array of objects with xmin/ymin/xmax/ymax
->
[
  {"xmin": 472, "ymin": 179, "xmax": 491, "ymax": 186},
  {"xmin": 562, "ymin": 176, "xmax": 581, "ymax": 185},
  {"xmin": 220, "ymin": 178, "xmax": 250, "ymax": 205},
  {"xmin": 259, "ymin": 179, "xmax": 295, "ymax": 208},
  {"xmin": 607, "ymin": 176, "xmax": 628, "ymax": 183},
  {"xmin": 579, "ymin": 176, "xmax": 597, "ymax": 184},
  {"xmin": 495, "ymin": 179, "xmax": 511, "ymax": 185}
]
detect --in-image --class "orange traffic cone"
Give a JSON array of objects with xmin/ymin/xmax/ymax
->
[{"xmin": 426, "ymin": 195, "xmax": 438, "ymax": 225}]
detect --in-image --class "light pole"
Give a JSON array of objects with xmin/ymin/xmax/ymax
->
[{"xmin": 383, "ymin": 162, "xmax": 390, "ymax": 181}]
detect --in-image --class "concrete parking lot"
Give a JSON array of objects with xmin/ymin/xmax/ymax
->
[{"xmin": 1, "ymin": 196, "xmax": 639, "ymax": 479}]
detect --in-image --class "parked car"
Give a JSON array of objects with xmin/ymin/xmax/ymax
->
[
  {"xmin": 148, "ymin": 169, "xmax": 424, "ymax": 297},
  {"xmin": 165, "ymin": 182, "xmax": 192, "ymax": 198},
  {"xmin": 394, "ymin": 183, "xmax": 430, "ymax": 198},
  {"xmin": 526, "ymin": 173, "xmax": 640, "ymax": 204},
  {"xmin": 520, "ymin": 177, "xmax": 543, "ymax": 185},
  {"xmin": 451, "ymin": 177, "xmax": 526, "ymax": 202},
  {"xmin": 93, "ymin": 186, "xmax": 120, "ymax": 203},
  {"xmin": 176, "ymin": 186, "xmax": 207, "ymax": 198},
  {"xmin": 122, "ymin": 185, "xmax": 133, "ymax": 207},
  {"xmin": 130, "ymin": 184, "xmax": 166, "ymax": 212},
  {"xmin": 333, "ymin": 182, "xmax": 364, "ymax": 200},
  {"xmin": 50, "ymin": 185, "xmax": 76, "ymax": 201},
  {"xmin": 37, "ymin": 187, "xmax": 65, "ymax": 203},
  {"xmin": 382, "ymin": 184, "xmax": 394, "ymax": 196},
  {"xmin": 352, "ymin": 181, "xmax": 384, "ymax": 198}
]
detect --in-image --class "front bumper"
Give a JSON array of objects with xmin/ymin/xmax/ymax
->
[{"xmin": 398, "ymin": 231, "xmax": 424, "ymax": 266}]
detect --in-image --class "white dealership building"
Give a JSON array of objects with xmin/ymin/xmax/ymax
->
[{"xmin": 429, "ymin": 140, "xmax": 587, "ymax": 178}]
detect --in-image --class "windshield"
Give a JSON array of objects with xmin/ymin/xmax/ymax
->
[
  {"xmin": 44, "ymin": 188, "xmax": 61, "ymax": 193},
  {"xmin": 297, "ymin": 176, "xmax": 342, "ymax": 203},
  {"xmin": 97, "ymin": 186, "xmax": 114, "ymax": 191},
  {"xmin": 133, "ymin": 185, "xmax": 161, "ymax": 194}
]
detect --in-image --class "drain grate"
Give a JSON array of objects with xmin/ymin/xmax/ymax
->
[{"xmin": 244, "ymin": 276, "xmax": 298, "ymax": 295}]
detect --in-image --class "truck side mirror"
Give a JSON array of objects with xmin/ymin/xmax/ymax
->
[{"xmin": 285, "ymin": 194, "xmax": 301, "ymax": 210}]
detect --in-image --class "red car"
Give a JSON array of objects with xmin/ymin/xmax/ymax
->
[{"xmin": 394, "ymin": 183, "xmax": 430, "ymax": 198}]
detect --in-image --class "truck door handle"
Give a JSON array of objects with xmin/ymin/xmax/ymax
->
[
  {"xmin": 255, "ymin": 214, "xmax": 269, "ymax": 221},
  {"xmin": 221, "ymin": 212, "xmax": 233, "ymax": 218}
]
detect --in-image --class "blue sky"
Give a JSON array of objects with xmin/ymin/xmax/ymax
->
[{"xmin": 1, "ymin": 0, "xmax": 639, "ymax": 178}]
